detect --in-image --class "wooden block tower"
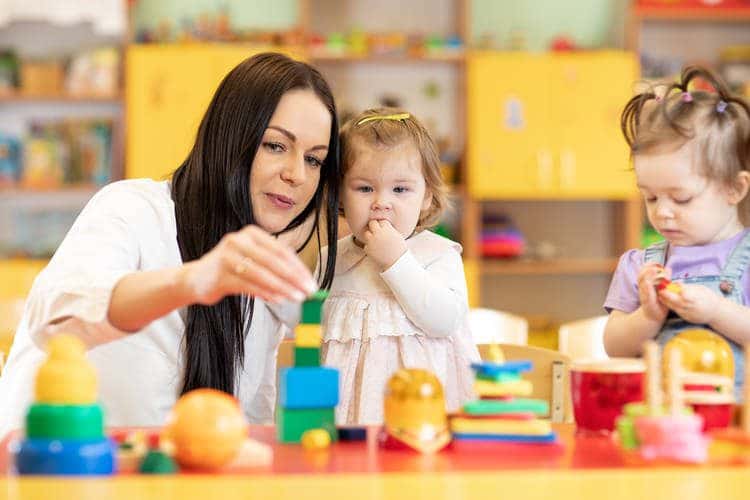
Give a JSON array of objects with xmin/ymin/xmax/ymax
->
[{"xmin": 276, "ymin": 291, "xmax": 339, "ymax": 444}]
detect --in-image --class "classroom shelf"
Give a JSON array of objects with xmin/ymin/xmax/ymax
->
[
  {"xmin": 0, "ymin": 92, "xmax": 122, "ymax": 104},
  {"xmin": 633, "ymin": 5, "xmax": 750, "ymax": 21},
  {"xmin": 480, "ymin": 257, "xmax": 618, "ymax": 276},
  {"xmin": 309, "ymin": 52, "xmax": 465, "ymax": 63}
]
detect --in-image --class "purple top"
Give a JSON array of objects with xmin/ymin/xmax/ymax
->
[{"xmin": 604, "ymin": 229, "xmax": 750, "ymax": 313}]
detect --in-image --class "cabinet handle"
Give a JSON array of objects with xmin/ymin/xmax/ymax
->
[
  {"xmin": 536, "ymin": 149, "xmax": 553, "ymax": 190},
  {"xmin": 560, "ymin": 149, "xmax": 575, "ymax": 189}
]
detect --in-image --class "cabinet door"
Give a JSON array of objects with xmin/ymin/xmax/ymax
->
[
  {"xmin": 126, "ymin": 45, "xmax": 300, "ymax": 180},
  {"xmin": 549, "ymin": 52, "xmax": 638, "ymax": 198},
  {"xmin": 467, "ymin": 52, "xmax": 554, "ymax": 199}
]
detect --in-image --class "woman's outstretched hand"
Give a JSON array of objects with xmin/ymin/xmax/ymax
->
[{"xmin": 183, "ymin": 225, "xmax": 319, "ymax": 305}]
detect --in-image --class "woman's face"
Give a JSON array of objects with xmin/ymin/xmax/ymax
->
[{"xmin": 250, "ymin": 89, "xmax": 331, "ymax": 234}]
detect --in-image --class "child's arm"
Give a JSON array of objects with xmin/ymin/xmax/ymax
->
[
  {"xmin": 603, "ymin": 308, "xmax": 665, "ymax": 356},
  {"xmin": 380, "ymin": 248, "xmax": 467, "ymax": 338},
  {"xmin": 361, "ymin": 221, "xmax": 466, "ymax": 337},
  {"xmin": 603, "ymin": 262, "xmax": 668, "ymax": 356},
  {"xmin": 659, "ymin": 285, "xmax": 750, "ymax": 344}
]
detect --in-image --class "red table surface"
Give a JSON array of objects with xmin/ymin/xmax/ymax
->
[{"xmin": 0, "ymin": 423, "xmax": 714, "ymax": 476}]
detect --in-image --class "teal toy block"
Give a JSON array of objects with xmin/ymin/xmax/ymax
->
[
  {"xmin": 301, "ymin": 290, "xmax": 328, "ymax": 324},
  {"xmin": 294, "ymin": 346, "xmax": 320, "ymax": 367},
  {"xmin": 276, "ymin": 407, "xmax": 337, "ymax": 443},
  {"xmin": 279, "ymin": 367, "xmax": 339, "ymax": 409}
]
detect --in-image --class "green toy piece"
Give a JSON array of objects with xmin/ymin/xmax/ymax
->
[
  {"xmin": 301, "ymin": 290, "xmax": 328, "ymax": 324},
  {"xmin": 139, "ymin": 449, "xmax": 178, "ymax": 474},
  {"xmin": 463, "ymin": 398, "xmax": 549, "ymax": 416},
  {"xmin": 294, "ymin": 346, "xmax": 320, "ymax": 367},
  {"xmin": 276, "ymin": 407, "xmax": 337, "ymax": 444}
]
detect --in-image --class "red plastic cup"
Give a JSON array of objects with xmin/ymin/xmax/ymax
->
[{"xmin": 571, "ymin": 358, "xmax": 645, "ymax": 434}]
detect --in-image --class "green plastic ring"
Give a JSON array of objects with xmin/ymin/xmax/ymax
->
[{"xmin": 26, "ymin": 403, "xmax": 104, "ymax": 439}]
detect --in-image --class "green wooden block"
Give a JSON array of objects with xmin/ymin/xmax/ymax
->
[
  {"xmin": 463, "ymin": 398, "xmax": 549, "ymax": 416},
  {"xmin": 301, "ymin": 290, "xmax": 328, "ymax": 324},
  {"xmin": 276, "ymin": 407, "xmax": 337, "ymax": 443},
  {"xmin": 294, "ymin": 346, "xmax": 320, "ymax": 367}
]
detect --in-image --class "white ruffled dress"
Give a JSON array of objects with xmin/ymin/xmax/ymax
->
[{"xmin": 321, "ymin": 230, "xmax": 479, "ymax": 425}]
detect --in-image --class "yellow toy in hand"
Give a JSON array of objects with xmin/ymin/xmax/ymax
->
[{"xmin": 35, "ymin": 335, "xmax": 96, "ymax": 404}]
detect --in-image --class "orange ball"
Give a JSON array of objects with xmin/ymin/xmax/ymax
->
[{"xmin": 163, "ymin": 388, "xmax": 248, "ymax": 470}]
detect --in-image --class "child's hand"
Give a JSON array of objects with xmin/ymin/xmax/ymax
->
[
  {"xmin": 658, "ymin": 283, "xmax": 721, "ymax": 325},
  {"xmin": 637, "ymin": 263, "xmax": 670, "ymax": 322},
  {"xmin": 361, "ymin": 220, "xmax": 407, "ymax": 270}
]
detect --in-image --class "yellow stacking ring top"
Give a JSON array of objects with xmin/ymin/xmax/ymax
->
[{"xmin": 35, "ymin": 334, "xmax": 97, "ymax": 404}]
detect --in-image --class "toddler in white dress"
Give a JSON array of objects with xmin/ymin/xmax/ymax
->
[{"xmin": 320, "ymin": 108, "xmax": 479, "ymax": 424}]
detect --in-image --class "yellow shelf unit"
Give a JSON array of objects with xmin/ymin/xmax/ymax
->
[{"xmin": 0, "ymin": 259, "xmax": 47, "ymax": 299}]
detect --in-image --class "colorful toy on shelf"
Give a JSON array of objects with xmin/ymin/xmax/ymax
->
[
  {"xmin": 449, "ymin": 345, "xmax": 558, "ymax": 449},
  {"xmin": 277, "ymin": 291, "xmax": 338, "ymax": 444},
  {"xmin": 162, "ymin": 388, "xmax": 248, "ymax": 471},
  {"xmin": 480, "ymin": 214, "xmax": 525, "ymax": 259},
  {"xmin": 380, "ymin": 368, "xmax": 451, "ymax": 453},
  {"xmin": 0, "ymin": 134, "xmax": 21, "ymax": 188},
  {"xmin": 616, "ymin": 342, "xmax": 709, "ymax": 463},
  {"xmin": 14, "ymin": 334, "xmax": 116, "ymax": 475}
]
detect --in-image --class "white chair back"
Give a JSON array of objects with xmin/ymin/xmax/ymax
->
[
  {"xmin": 558, "ymin": 315, "xmax": 609, "ymax": 361},
  {"xmin": 468, "ymin": 308, "xmax": 528, "ymax": 346}
]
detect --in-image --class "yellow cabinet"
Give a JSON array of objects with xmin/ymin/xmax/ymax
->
[
  {"xmin": 126, "ymin": 45, "xmax": 303, "ymax": 180},
  {"xmin": 467, "ymin": 51, "xmax": 638, "ymax": 200}
]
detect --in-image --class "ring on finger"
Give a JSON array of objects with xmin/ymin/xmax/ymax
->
[{"xmin": 235, "ymin": 257, "xmax": 253, "ymax": 275}]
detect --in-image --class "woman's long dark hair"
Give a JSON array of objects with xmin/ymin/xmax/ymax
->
[{"xmin": 171, "ymin": 52, "xmax": 340, "ymax": 396}]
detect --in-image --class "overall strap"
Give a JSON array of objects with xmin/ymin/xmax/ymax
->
[
  {"xmin": 720, "ymin": 230, "xmax": 750, "ymax": 285},
  {"xmin": 643, "ymin": 240, "xmax": 668, "ymax": 266}
]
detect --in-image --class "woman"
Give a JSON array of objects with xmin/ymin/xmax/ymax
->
[{"xmin": 0, "ymin": 52, "xmax": 340, "ymax": 435}]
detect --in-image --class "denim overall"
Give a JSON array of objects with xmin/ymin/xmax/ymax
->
[{"xmin": 644, "ymin": 232, "xmax": 750, "ymax": 399}]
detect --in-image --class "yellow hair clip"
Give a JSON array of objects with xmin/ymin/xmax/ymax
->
[{"xmin": 356, "ymin": 112, "xmax": 411, "ymax": 126}]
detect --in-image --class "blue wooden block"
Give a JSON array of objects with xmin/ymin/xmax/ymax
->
[
  {"xmin": 279, "ymin": 367, "xmax": 339, "ymax": 409},
  {"xmin": 452, "ymin": 432, "xmax": 557, "ymax": 443},
  {"xmin": 470, "ymin": 360, "xmax": 532, "ymax": 377}
]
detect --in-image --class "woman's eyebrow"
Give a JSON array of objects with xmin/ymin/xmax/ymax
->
[{"xmin": 267, "ymin": 125, "xmax": 328, "ymax": 151}]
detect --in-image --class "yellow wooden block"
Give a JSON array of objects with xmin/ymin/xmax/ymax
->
[
  {"xmin": 295, "ymin": 324, "xmax": 322, "ymax": 347},
  {"xmin": 474, "ymin": 379, "xmax": 533, "ymax": 397},
  {"xmin": 450, "ymin": 417, "xmax": 551, "ymax": 435}
]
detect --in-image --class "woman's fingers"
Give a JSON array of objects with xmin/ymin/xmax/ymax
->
[
  {"xmin": 232, "ymin": 226, "xmax": 317, "ymax": 296},
  {"xmin": 220, "ymin": 265, "xmax": 287, "ymax": 304},
  {"xmin": 226, "ymin": 252, "xmax": 306, "ymax": 303}
]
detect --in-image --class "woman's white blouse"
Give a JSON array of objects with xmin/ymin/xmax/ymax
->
[{"xmin": 0, "ymin": 179, "xmax": 294, "ymax": 437}]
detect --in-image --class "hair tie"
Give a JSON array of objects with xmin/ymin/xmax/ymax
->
[
  {"xmin": 356, "ymin": 113, "xmax": 411, "ymax": 126},
  {"xmin": 716, "ymin": 100, "xmax": 728, "ymax": 113},
  {"xmin": 681, "ymin": 92, "xmax": 693, "ymax": 103}
]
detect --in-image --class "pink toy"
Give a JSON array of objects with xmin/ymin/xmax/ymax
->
[{"xmin": 633, "ymin": 343, "xmax": 708, "ymax": 463}]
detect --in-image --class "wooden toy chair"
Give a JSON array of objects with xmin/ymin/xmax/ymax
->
[
  {"xmin": 558, "ymin": 315, "xmax": 609, "ymax": 362},
  {"xmin": 478, "ymin": 343, "xmax": 572, "ymax": 423},
  {"xmin": 468, "ymin": 308, "xmax": 528, "ymax": 346}
]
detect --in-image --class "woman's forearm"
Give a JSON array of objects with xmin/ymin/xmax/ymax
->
[{"xmin": 108, "ymin": 264, "xmax": 195, "ymax": 333}]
